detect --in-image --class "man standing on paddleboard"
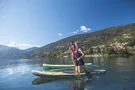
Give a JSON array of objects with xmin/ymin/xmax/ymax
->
[{"xmin": 74, "ymin": 42, "xmax": 85, "ymax": 74}]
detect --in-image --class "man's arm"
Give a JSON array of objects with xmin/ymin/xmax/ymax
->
[{"xmin": 77, "ymin": 48, "xmax": 85, "ymax": 60}]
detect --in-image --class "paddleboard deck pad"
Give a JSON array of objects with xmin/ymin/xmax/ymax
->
[
  {"xmin": 43, "ymin": 63, "xmax": 92, "ymax": 69},
  {"xmin": 32, "ymin": 69, "xmax": 106, "ymax": 78}
]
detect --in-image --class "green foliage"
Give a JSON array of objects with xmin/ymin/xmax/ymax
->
[
  {"xmin": 97, "ymin": 47, "xmax": 101, "ymax": 54},
  {"xmin": 102, "ymin": 47, "xmax": 116, "ymax": 55},
  {"xmin": 89, "ymin": 48, "xmax": 94, "ymax": 54},
  {"xmin": 116, "ymin": 48, "xmax": 129, "ymax": 56},
  {"xmin": 128, "ymin": 41, "xmax": 135, "ymax": 47},
  {"xmin": 107, "ymin": 47, "xmax": 116, "ymax": 55}
]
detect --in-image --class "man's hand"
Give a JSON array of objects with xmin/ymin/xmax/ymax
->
[{"xmin": 77, "ymin": 58, "xmax": 80, "ymax": 61}]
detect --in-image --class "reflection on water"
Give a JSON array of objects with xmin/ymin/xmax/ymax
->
[
  {"xmin": 41, "ymin": 57, "xmax": 72, "ymax": 64},
  {"xmin": 0, "ymin": 59, "xmax": 42, "ymax": 77},
  {"xmin": 69, "ymin": 80, "xmax": 86, "ymax": 90},
  {"xmin": 0, "ymin": 56, "xmax": 135, "ymax": 90},
  {"xmin": 32, "ymin": 77, "xmax": 87, "ymax": 90},
  {"xmin": 32, "ymin": 77, "xmax": 58, "ymax": 85},
  {"xmin": 2, "ymin": 65, "xmax": 30, "ymax": 75}
]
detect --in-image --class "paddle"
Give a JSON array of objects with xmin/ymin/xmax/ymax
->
[{"xmin": 77, "ymin": 60, "xmax": 92, "ymax": 79}]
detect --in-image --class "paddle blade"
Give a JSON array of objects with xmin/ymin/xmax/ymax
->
[{"xmin": 82, "ymin": 66, "xmax": 92, "ymax": 79}]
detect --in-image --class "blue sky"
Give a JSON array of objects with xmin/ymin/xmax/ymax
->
[{"xmin": 0, "ymin": 0, "xmax": 135, "ymax": 49}]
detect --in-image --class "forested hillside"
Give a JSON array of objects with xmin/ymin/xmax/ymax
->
[{"xmin": 24, "ymin": 23, "xmax": 135, "ymax": 58}]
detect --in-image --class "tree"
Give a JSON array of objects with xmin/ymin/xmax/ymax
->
[
  {"xmin": 88, "ymin": 48, "xmax": 93, "ymax": 54},
  {"xmin": 128, "ymin": 41, "xmax": 135, "ymax": 47},
  {"xmin": 97, "ymin": 47, "xmax": 101, "ymax": 54},
  {"xmin": 108, "ymin": 47, "xmax": 116, "ymax": 55}
]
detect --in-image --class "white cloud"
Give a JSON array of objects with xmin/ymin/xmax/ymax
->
[
  {"xmin": 58, "ymin": 33, "xmax": 62, "ymax": 36},
  {"xmin": 72, "ymin": 30, "xmax": 79, "ymax": 34},
  {"xmin": 80, "ymin": 26, "xmax": 91, "ymax": 32},
  {"xmin": 8, "ymin": 41, "xmax": 40, "ymax": 50},
  {"xmin": 72, "ymin": 31, "xmax": 78, "ymax": 34},
  {"xmin": 8, "ymin": 41, "xmax": 33, "ymax": 47},
  {"xmin": 76, "ymin": 30, "xmax": 79, "ymax": 32},
  {"xmin": 8, "ymin": 41, "xmax": 17, "ymax": 47},
  {"xmin": 36, "ymin": 45, "xmax": 41, "ymax": 47},
  {"xmin": 71, "ymin": 26, "xmax": 91, "ymax": 34}
]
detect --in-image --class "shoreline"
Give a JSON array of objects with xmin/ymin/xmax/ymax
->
[{"xmin": 85, "ymin": 54, "xmax": 104, "ymax": 57}]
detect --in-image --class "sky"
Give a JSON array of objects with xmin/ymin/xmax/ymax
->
[{"xmin": 0, "ymin": 0, "xmax": 135, "ymax": 49}]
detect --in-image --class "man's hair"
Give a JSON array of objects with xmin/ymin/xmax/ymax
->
[{"xmin": 71, "ymin": 41, "xmax": 74, "ymax": 44}]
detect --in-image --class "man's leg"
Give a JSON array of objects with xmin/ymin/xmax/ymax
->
[{"xmin": 78, "ymin": 66, "xmax": 81, "ymax": 73}]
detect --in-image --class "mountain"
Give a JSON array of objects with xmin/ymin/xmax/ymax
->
[
  {"xmin": 0, "ymin": 45, "xmax": 38, "ymax": 58},
  {"xmin": 0, "ymin": 45, "xmax": 11, "ymax": 52},
  {"xmin": 24, "ymin": 47, "xmax": 38, "ymax": 53},
  {"xmin": 0, "ymin": 45, "xmax": 24, "ymax": 58},
  {"xmin": 24, "ymin": 23, "xmax": 135, "ymax": 58}
]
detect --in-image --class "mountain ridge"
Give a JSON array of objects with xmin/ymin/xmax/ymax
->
[
  {"xmin": 0, "ymin": 45, "xmax": 38, "ymax": 58},
  {"xmin": 24, "ymin": 22, "xmax": 135, "ymax": 58}
]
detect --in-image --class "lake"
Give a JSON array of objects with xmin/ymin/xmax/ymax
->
[{"xmin": 0, "ymin": 56, "xmax": 135, "ymax": 90}]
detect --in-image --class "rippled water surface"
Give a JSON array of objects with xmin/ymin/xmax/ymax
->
[{"xmin": 0, "ymin": 56, "xmax": 135, "ymax": 90}]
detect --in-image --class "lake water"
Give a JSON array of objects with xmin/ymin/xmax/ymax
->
[{"xmin": 0, "ymin": 56, "xmax": 135, "ymax": 90}]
